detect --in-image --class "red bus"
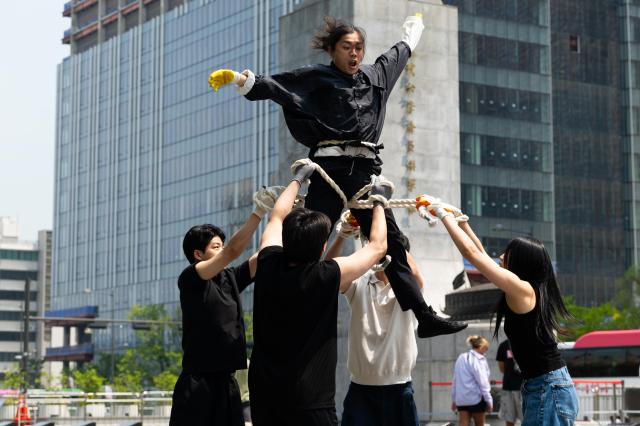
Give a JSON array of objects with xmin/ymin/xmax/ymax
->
[{"xmin": 560, "ymin": 330, "xmax": 640, "ymax": 378}]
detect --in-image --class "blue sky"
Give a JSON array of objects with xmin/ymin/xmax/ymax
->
[{"xmin": 0, "ymin": 3, "xmax": 68, "ymax": 241}]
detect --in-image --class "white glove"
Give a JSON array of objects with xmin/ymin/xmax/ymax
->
[
  {"xmin": 402, "ymin": 13, "xmax": 425, "ymax": 52},
  {"xmin": 252, "ymin": 186, "xmax": 283, "ymax": 218},
  {"xmin": 428, "ymin": 203, "xmax": 454, "ymax": 220},
  {"xmin": 336, "ymin": 211, "xmax": 360, "ymax": 240}
]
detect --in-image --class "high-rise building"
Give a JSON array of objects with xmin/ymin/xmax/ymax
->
[
  {"xmin": 54, "ymin": 0, "xmax": 298, "ymax": 351},
  {"xmin": 444, "ymin": 0, "xmax": 555, "ymax": 263},
  {"xmin": 63, "ymin": 0, "xmax": 187, "ymax": 54},
  {"xmin": 443, "ymin": 0, "xmax": 636, "ymax": 306},
  {"xmin": 551, "ymin": 0, "xmax": 627, "ymax": 305},
  {"xmin": 0, "ymin": 218, "xmax": 50, "ymax": 376}
]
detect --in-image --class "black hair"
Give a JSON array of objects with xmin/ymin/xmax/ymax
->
[
  {"xmin": 493, "ymin": 237, "xmax": 570, "ymax": 341},
  {"xmin": 282, "ymin": 208, "xmax": 332, "ymax": 263},
  {"xmin": 182, "ymin": 224, "xmax": 226, "ymax": 264},
  {"xmin": 311, "ymin": 16, "xmax": 366, "ymax": 52}
]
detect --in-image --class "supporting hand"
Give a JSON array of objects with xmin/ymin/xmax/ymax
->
[
  {"xmin": 252, "ymin": 186, "xmax": 283, "ymax": 219},
  {"xmin": 291, "ymin": 159, "xmax": 316, "ymax": 184},
  {"xmin": 336, "ymin": 211, "xmax": 360, "ymax": 239},
  {"xmin": 369, "ymin": 175, "xmax": 395, "ymax": 208}
]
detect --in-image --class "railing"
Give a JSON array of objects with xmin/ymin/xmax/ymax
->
[
  {"xmin": 426, "ymin": 380, "xmax": 627, "ymax": 423},
  {"xmin": 0, "ymin": 390, "xmax": 172, "ymax": 425},
  {"xmin": 63, "ymin": 1, "xmax": 73, "ymax": 15},
  {"xmin": 74, "ymin": 17, "xmax": 99, "ymax": 34}
]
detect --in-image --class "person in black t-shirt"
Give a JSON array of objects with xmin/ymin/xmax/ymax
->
[
  {"xmin": 496, "ymin": 339, "xmax": 522, "ymax": 426},
  {"xmin": 249, "ymin": 162, "xmax": 391, "ymax": 426},
  {"xmin": 169, "ymin": 188, "xmax": 276, "ymax": 426}
]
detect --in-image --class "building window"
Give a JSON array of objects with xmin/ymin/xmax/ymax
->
[
  {"xmin": 0, "ymin": 250, "xmax": 38, "ymax": 261},
  {"xmin": 569, "ymin": 35, "xmax": 580, "ymax": 53},
  {"xmin": 0, "ymin": 270, "xmax": 38, "ymax": 281}
]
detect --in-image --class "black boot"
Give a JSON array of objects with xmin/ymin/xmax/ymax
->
[{"xmin": 414, "ymin": 304, "xmax": 467, "ymax": 338}]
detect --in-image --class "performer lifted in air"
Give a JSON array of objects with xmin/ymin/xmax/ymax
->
[{"xmin": 209, "ymin": 14, "xmax": 466, "ymax": 337}]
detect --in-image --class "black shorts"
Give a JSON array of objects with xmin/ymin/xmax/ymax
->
[
  {"xmin": 170, "ymin": 371, "xmax": 243, "ymax": 426},
  {"xmin": 458, "ymin": 399, "xmax": 487, "ymax": 413}
]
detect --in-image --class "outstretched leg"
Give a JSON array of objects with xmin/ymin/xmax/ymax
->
[{"xmin": 308, "ymin": 157, "xmax": 467, "ymax": 338}]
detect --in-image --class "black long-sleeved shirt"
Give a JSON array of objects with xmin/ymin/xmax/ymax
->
[{"xmin": 244, "ymin": 41, "xmax": 412, "ymax": 156}]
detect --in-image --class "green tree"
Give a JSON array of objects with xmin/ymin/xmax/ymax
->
[
  {"xmin": 3, "ymin": 365, "xmax": 27, "ymax": 391},
  {"xmin": 560, "ymin": 266, "xmax": 640, "ymax": 341},
  {"xmin": 2, "ymin": 359, "xmax": 45, "ymax": 390},
  {"xmin": 111, "ymin": 304, "xmax": 181, "ymax": 390},
  {"xmin": 72, "ymin": 367, "xmax": 104, "ymax": 393},
  {"xmin": 153, "ymin": 370, "xmax": 179, "ymax": 391}
]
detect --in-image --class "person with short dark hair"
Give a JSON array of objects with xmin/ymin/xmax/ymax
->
[
  {"xmin": 249, "ymin": 162, "xmax": 391, "ymax": 426},
  {"xmin": 169, "ymin": 189, "xmax": 275, "ymax": 426},
  {"xmin": 209, "ymin": 13, "xmax": 467, "ymax": 339},
  {"xmin": 496, "ymin": 339, "xmax": 523, "ymax": 426}
]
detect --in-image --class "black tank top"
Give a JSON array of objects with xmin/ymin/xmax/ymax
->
[{"xmin": 503, "ymin": 289, "xmax": 565, "ymax": 380}]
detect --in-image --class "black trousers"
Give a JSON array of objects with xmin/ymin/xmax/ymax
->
[
  {"xmin": 170, "ymin": 371, "xmax": 244, "ymax": 426},
  {"xmin": 306, "ymin": 157, "xmax": 426, "ymax": 311},
  {"xmin": 251, "ymin": 402, "xmax": 338, "ymax": 426}
]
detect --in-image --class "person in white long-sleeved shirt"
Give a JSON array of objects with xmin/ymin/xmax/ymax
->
[
  {"xmin": 325, "ymin": 225, "xmax": 423, "ymax": 426},
  {"xmin": 452, "ymin": 335, "xmax": 493, "ymax": 426}
]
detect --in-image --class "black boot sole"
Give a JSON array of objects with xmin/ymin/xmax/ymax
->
[{"xmin": 417, "ymin": 322, "xmax": 468, "ymax": 339}]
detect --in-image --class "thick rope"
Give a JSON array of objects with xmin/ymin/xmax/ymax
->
[
  {"xmin": 290, "ymin": 158, "xmax": 468, "ymax": 226},
  {"xmin": 291, "ymin": 159, "xmax": 417, "ymax": 210}
]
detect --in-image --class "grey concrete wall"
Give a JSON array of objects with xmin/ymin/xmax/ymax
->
[{"xmin": 279, "ymin": 0, "xmax": 479, "ymax": 420}]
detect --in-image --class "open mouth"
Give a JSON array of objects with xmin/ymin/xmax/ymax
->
[{"xmin": 349, "ymin": 60, "xmax": 358, "ymax": 67}]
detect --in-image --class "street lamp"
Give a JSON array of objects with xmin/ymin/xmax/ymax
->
[{"xmin": 110, "ymin": 290, "xmax": 115, "ymax": 382}]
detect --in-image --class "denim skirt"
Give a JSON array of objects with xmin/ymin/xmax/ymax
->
[{"xmin": 521, "ymin": 366, "xmax": 578, "ymax": 426}]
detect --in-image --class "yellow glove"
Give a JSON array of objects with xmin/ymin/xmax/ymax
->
[{"xmin": 208, "ymin": 69, "xmax": 238, "ymax": 92}]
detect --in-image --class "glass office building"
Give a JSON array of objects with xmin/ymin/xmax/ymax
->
[
  {"xmin": 443, "ymin": 0, "xmax": 637, "ymax": 305},
  {"xmin": 621, "ymin": 0, "xmax": 640, "ymax": 287},
  {"xmin": 551, "ymin": 0, "xmax": 627, "ymax": 304},
  {"xmin": 444, "ymin": 0, "xmax": 555, "ymax": 259},
  {"xmin": 54, "ymin": 0, "xmax": 291, "ymax": 349}
]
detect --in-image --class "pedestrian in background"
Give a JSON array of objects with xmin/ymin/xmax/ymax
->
[
  {"xmin": 497, "ymin": 339, "xmax": 522, "ymax": 426},
  {"xmin": 452, "ymin": 335, "xmax": 493, "ymax": 426}
]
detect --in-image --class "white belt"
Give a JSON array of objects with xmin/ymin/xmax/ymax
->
[{"xmin": 314, "ymin": 140, "xmax": 377, "ymax": 159}]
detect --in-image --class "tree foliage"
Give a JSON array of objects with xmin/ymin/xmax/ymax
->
[
  {"xmin": 59, "ymin": 304, "xmax": 182, "ymax": 392},
  {"xmin": 560, "ymin": 266, "xmax": 640, "ymax": 341},
  {"xmin": 111, "ymin": 304, "xmax": 181, "ymax": 391},
  {"xmin": 72, "ymin": 367, "xmax": 104, "ymax": 393}
]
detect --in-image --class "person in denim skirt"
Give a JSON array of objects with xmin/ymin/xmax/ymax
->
[{"xmin": 425, "ymin": 203, "xmax": 579, "ymax": 426}]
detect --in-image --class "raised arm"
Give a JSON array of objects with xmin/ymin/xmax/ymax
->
[
  {"xmin": 371, "ymin": 14, "xmax": 424, "ymax": 91},
  {"xmin": 259, "ymin": 162, "xmax": 316, "ymax": 250},
  {"xmin": 325, "ymin": 235, "xmax": 346, "ymax": 261},
  {"xmin": 431, "ymin": 207, "xmax": 535, "ymax": 313},
  {"xmin": 333, "ymin": 179, "xmax": 391, "ymax": 290},
  {"xmin": 195, "ymin": 213, "xmax": 262, "ymax": 280},
  {"xmin": 333, "ymin": 205, "xmax": 387, "ymax": 291},
  {"xmin": 208, "ymin": 68, "xmax": 307, "ymax": 111}
]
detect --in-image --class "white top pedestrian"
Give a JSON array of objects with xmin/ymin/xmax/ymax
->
[{"xmin": 451, "ymin": 349, "xmax": 493, "ymax": 407}]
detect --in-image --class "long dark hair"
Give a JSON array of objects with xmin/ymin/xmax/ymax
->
[
  {"xmin": 311, "ymin": 16, "xmax": 366, "ymax": 52},
  {"xmin": 493, "ymin": 237, "xmax": 570, "ymax": 341}
]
